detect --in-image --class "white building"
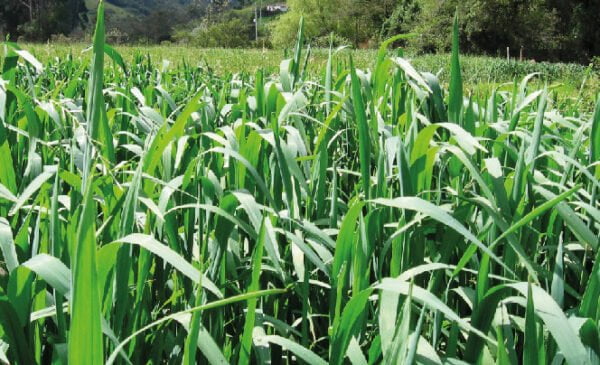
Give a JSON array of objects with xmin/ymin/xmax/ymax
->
[{"xmin": 265, "ymin": 3, "xmax": 289, "ymax": 13}]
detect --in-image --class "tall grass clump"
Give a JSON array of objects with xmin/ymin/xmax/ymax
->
[{"xmin": 0, "ymin": 3, "xmax": 598, "ymax": 364}]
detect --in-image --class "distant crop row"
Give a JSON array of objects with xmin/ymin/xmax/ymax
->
[
  {"xmin": 0, "ymin": 2, "xmax": 598, "ymax": 364},
  {"xmin": 14, "ymin": 42, "xmax": 599, "ymax": 104}
]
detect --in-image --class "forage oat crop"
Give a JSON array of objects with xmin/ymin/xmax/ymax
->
[{"xmin": 0, "ymin": 3, "xmax": 598, "ymax": 364}]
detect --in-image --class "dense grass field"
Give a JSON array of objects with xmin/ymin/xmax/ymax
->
[
  {"xmin": 0, "ymin": 2, "xmax": 599, "ymax": 364},
  {"xmin": 20, "ymin": 42, "xmax": 600, "ymax": 107}
]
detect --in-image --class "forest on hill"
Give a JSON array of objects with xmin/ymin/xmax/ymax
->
[{"xmin": 0, "ymin": 0, "xmax": 599, "ymax": 64}]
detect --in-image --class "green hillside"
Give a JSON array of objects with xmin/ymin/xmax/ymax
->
[
  {"xmin": 82, "ymin": 0, "xmax": 259, "ymax": 42},
  {"xmin": 86, "ymin": 0, "xmax": 194, "ymax": 14},
  {"xmin": 84, "ymin": 0, "xmax": 250, "ymax": 19},
  {"xmin": 84, "ymin": 0, "xmax": 195, "ymax": 22}
]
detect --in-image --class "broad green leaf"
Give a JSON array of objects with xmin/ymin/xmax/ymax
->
[
  {"xmin": 0, "ymin": 218, "xmax": 18, "ymax": 273},
  {"xmin": 69, "ymin": 179, "xmax": 103, "ymax": 365},
  {"xmin": 113, "ymin": 234, "xmax": 223, "ymax": 298},
  {"xmin": 376, "ymin": 279, "xmax": 493, "ymax": 343},
  {"xmin": 372, "ymin": 197, "xmax": 512, "ymax": 274},
  {"xmin": 174, "ymin": 313, "xmax": 228, "ymax": 365},
  {"xmin": 509, "ymin": 283, "xmax": 589, "ymax": 365},
  {"xmin": 22, "ymin": 254, "xmax": 70, "ymax": 297},
  {"xmin": 257, "ymin": 335, "xmax": 327, "ymax": 365},
  {"xmin": 106, "ymin": 288, "xmax": 287, "ymax": 365},
  {"xmin": 331, "ymin": 288, "xmax": 373, "ymax": 365},
  {"xmin": 9, "ymin": 169, "xmax": 55, "ymax": 216}
]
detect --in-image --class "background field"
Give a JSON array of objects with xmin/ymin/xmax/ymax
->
[{"xmin": 20, "ymin": 43, "xmax": 600, "ymax": 107}]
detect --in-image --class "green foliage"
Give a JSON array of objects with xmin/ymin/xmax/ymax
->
[
  {"xmin": 548, "ymin": 0, "xmax": 600, "ymax": 62},
  {"xmin": 592, "ymin": 57, "xmax": 600, "ymax": 72},
  {"xmin": 172, "ymin": 2, "xmax": 274, "ymax": 48},
  {"xmin": 411, "ymin": 0, "xmax": 557, "ymax": 56},
  {"xmin": 272, "ymin": 0, "xmax": 397, "ymax": 48},
  {"xmin": 17, "ymin": 43, "xmax": 599, "ymax": 96},
  {"xmin": 3, "ymin": 0, "xmax": 599, "ymax": 65},
  {"xmin": 409, "ymin": 0, "xmax": 600, "ymax": 63},
  {"xmin": 271, "ymin": 0, "xmax": 599, "ymax": 63},
  {"xmin": 0, "ymin": 0, "xmax": 87, "ymax": 41},
  {"xmin": 177, "ymin": 17, "xmax": 256, "ymax": 48},
  {"xmin": 380, "ymin": 0, "xmax": 421, "ymax": 40},
  {"xmin": 0, "ymin": 8, "xmax": 599, "ymax": 364},
  {"xmin": 270, "ymin": 0, "xmax": 322, "ymax": 48}
]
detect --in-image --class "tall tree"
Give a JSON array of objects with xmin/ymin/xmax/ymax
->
[
  {"xmin": 547, "ymin": 0, "xmax": 600, "ymax": 62},
  {"xmin": 207, "ymin": 0, "xmax": 230, "ymax": 23},
  {"xmin": 381, "ymin": 0, "xmax": 420, "ymax": 39},
  {"xmin": 410, "ymin": 0, "xmax": 559, "ymax": 59},
  {"xmin": 272, "ymin": 0, "xmax": 397, "ymax": 47},
  {"xmin": 0, "ymin": 0, "xmax": 87, "ymax": 41}
]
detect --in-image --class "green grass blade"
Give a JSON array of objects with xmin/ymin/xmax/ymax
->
[
  {"xmin": 8, "ymin": 169, "xmax": 55, "ymax": 216},
  {"xmin": 0, "ymin": 94, "xmax": 16, "ymax": 194},
  {"xmin": 69, "ymin": 178, "xmax": 103, "ymax": 364},
  {"xmin": 174, "ymin": 314, "xmax": 228, "ymax": 365},
  {"xmin": 372, "ymin": 197, "xmax": 513, "ymax": 275},
  {"xmin": 376, "ymin": 279, "xmax": 493, "ymax": 344},
  {"xmin": 82, "ymin": 0, "xmax": 106, "ymax": 188},
  {"xmin": 535, "ymin": 186, "xmax": 598, "ymax": 251},
  {"xmin": 259, "ymin": 335, "xmax": 328, "ymax": 365},
  {"xmin": 332, "ymin": 201, "xmax": 364, "ymax": 293},
  {"xmin": 490, "ymin": 185, "xmax": 579, "ymax": 248},
  {"xmin": 239, "ymin": 218, "xmax": 266, "ymax": 364},
  {"xmin": 550, "ymin": 240, "xmax": 564, "ymax": 308},
  {"xmin": 592, "ymin": 96, "xmax": 600, "ymax": 178},
  {"xmin": 0, "ymin": 218, "xmax": 18, "ymax": 273},
  {"xmin": 350, "ymin": 57, "xmax": 371, "ymax": 200},
  {"xmin": 182, "ymin": 283, "xmax": 203, "ymax": 365},
  {"xmin": 69, "ymin": 3, "xmax": 106, "ymax": 363},
  {"xmin": 523, "ymin": 283, "xmax": 540, "ymax": 365},
  {"xmin": 291, "ymin": 17, "xmax": 304, "ymax": 88},
  {"xmin": 580, "ymin": 249, "xmax": 600, "ymax": 319},
  {"xmin": 104, "ymin": 44, "xmax": 127, "ymax": 73},
  {"xmin": 22, "ymin": 254, "xmax": 70, "ymax": 297},
  {"xmin": 0, "ymin": 290, "xmax": 36, "ymax": 364},
  {"xmin": 448, "ymin": 12, "xmax": 463, "ymax": 124},
  {"xmin": 509, "ymin": 283, "xmax": 589, "ymax": 365},
  {"xmin": 112, "ymin": 234, "xmax": 223, "ymax": 298},
  {"xmin": 331, "ymin": 288, "xmax": 373, "ymax": 365},
  {"xmin": 526, "ymin": 90, "xmax": 547, "ymax": 171},
  {"xmin": 106, "ymin": 288, "xmax": 287, "ymax": 365}
]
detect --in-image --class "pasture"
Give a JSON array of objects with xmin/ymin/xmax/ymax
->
[{"xmin": 0, "ymin": 3, "xmax": 598, "ymax": 364}]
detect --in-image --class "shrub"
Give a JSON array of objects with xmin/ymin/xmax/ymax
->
[
  {"xmin": 592, "ymin": 56, "xmax": 600, "ymax": 72},
  {"xmin": 189, "ymin": 18, "xmax": 254, "ymax": 48}
]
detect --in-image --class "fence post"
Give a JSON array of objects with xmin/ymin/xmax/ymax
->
[{"xmin": 520, "ymin": 46, "xmax": 523, "ymax": 62}]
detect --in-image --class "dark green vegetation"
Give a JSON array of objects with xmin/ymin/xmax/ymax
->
[
  {"xmin": 0, "ymin": 0, "xmax": 87, "ymax": 41},
  {"xmin": 275, "ymin": 0, "xmax": 600, "ymax": 63},
  {"xmin": 0, "ymin": 0, "xmax": 206, "ymax": 43},
  {"xmin": 3, "ymin": 0, "xmax": 600, "ymax": 64},
  {"xmin": 1, "ymin": 3, "xmax": 599, "ymax": 364},
  {"xmin": 411, "ymin": 0, "xmax": 600, "ymax": 63}
]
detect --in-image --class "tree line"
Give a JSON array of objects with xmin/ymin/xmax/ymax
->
[
  {"xmin": 0, "ymin": 0, "xmax": 87, "ymax": 41},
  {"xmin": 1, "ymin": 0, "xmax": 598, "ymax": 63},
  {"xmin": 274, "ymin": 0, "xmax": 599, "ymax": 63}
]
